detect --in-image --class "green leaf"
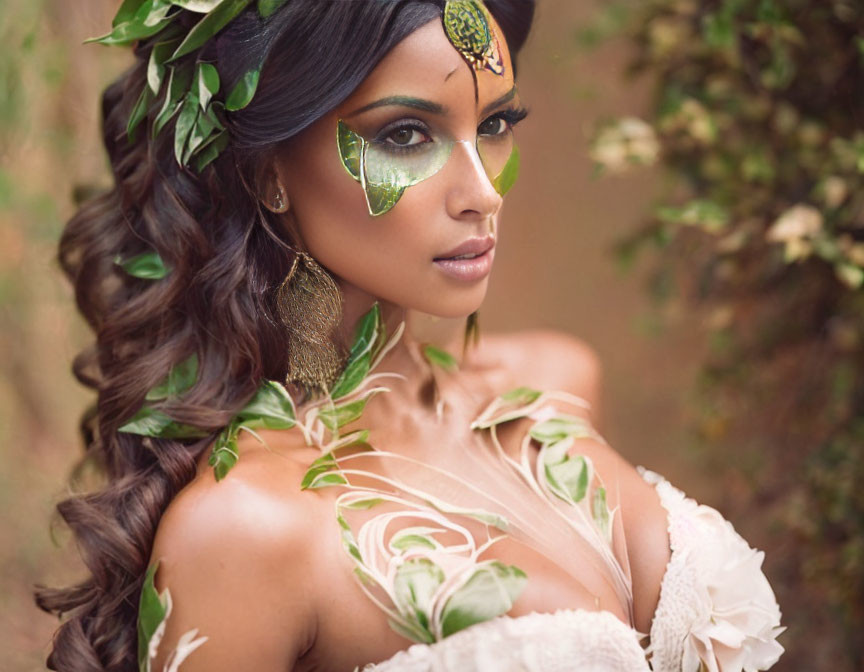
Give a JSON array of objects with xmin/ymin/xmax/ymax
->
[
  {"xmin": 137, "ymin": 560, "xmax": 169, "ymax": 672},
  {"xmin": 235, "ymin": 380, "xmax": 296, "ymax": 430},
  {"xmin": 306, "ymin": 472, "xmax": 349, "ymax": 489},
  {"xmin": 301, "ymin": 452, "xmax": 339, "ymax": 490},
  {"xmin": 169, "ymin": 0, "xmax": 253, "ymax": 62},
  {"xmin": 174, "ymin": 91, "xmax": 200, "ymax": 166},
  {"xmin": 592, "ymin": 486, "xmax": 611, "ymax": 539},
  {"xmin": 440, "ymin": 561, "xmax": 527, "ymax": 638},
  {"xmin": 86, "ymin": 0, "xmax": 173, "ymax": 46},
  {"xmin": 341, "ymin": 497, "xmax": 384, "ymax": 511},
  {"xmin": 363, "ymin": 179, "xmax": 406, "ymax": 217},
  {"xmin": 114, "ymin": 0, "xmax": 149, "ymax": 28},
  {"xmin": 119, "ymin": 405, "xmax": 209, "ymax": 439},
  {"xmin": 225, "ymin": 66, "xmax": 261, "ymax": 111},
  {"xmin": 148, "ymin": 35, "xmax": 182, "ymax": 95},
  {"xmin": 500, "ymin": 386, "xmax": 541, "ymax": 405},
  {"xmin": 393, "ymin": 558, "xmax": 445, "ymax": 639},
  {"xmin": 153, "ymin": 62, "xmax": 194, "ymax": 139},
  {"xmin": 182, "ymin": 106, "xmax": 221, "ymax": 166},
  {"xmin": 208, "ymin": 423, "xmax": 239, "ymax": 481},
  {"xmin": 171, "ymin": 0, "xmax": 228, "ymax": 11},
  {"xmin": 127, "ymin": 86, "xmax": 154, "ymax": 143},
  {"xmin": 196, "ymin": 62, "xmax": 220, "ymax": 110},
  {"xmin": 318, "ymin": 398, "xmax": 370, "ymax": 432},
  {"xmin": 193, "ymin": 130, "xmax": 229, "ymax": 172},
  {"xmin": 529, "ymin": 415, "xmax": 592, "ymax": 444},
  {"xmin": 491, "ymin": 143, "xmax": 520, "ymax": 196},
  {"xmin": 545, "ymin": 452, "xmax": 590, "ymax": 504},
  {"xmin": 390, "ymin": 527, "xmax": 439, "ymax": 552},
  {"xmin": 422, "ymin": 344, "xmax": 458, "ymax": 372},
  {"xmin": 146, "ymin": 354, "xmax": 199, "ymax": 401},
  {"xmin": 329, "ymin": 303, "xmax": 383, "ymax": 399},
  {"xmin": 257, "ymin": 0, "xmax": 289, "ymax": 18},
  {"xmin": 337, "ymin": 119, "xmax": 363, "ymax": 181},
  {"xmin": 115, "ymin": 250, "xmax": 169, "ymax": 279}
]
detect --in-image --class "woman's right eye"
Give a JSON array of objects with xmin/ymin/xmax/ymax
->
[{"xmin": 382, "ymin": 126, "xmax": 431, "ymax": 148}]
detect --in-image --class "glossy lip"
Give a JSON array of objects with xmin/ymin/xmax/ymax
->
[
  {"xmin": 433, "ymin": 235, "xmax": 496, "ymax": 282},
  {"xmin": 434, "ymin": 235, "xmax": 496, "ymax": 261}
]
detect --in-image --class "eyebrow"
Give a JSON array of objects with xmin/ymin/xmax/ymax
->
[{"xmin": 345, "ymin": 85, "xmax": 519, "ymax": 119}]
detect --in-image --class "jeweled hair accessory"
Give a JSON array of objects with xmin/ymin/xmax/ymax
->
[
  {"xmin": 443, "ymin": 0, "xmax": 505, "ymax": 76},
  {"xmin": 86, "ymin": 0, "xmax": 290, "ymax": 172}
]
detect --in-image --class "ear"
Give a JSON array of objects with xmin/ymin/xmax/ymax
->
[{"xmin": 258, "ymin": 158, "xmax": 290, "ymax": 214}]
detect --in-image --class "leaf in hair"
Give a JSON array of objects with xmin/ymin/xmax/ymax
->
[
  {"xmin": 148, "ymin": 35, "xmax": 183, "ymax": 95},
  {"xmin": 113, "ymin": 0, "xmax": 149, "ymax": 28},
  {"xmin": 127, "ymin": 87, "xmax": 154, "ymax": 145},
  {"xmin": 174, "ymin": 91, "xmax": 200, "ymax": 166},
  {"xmin": 182, "ymin": 103, "xmax": 222, "ymax": 166},
  {"xmin": 168, "ymin": 0, "xmax": 254, "ymax": 63},
  {"xmin": 119, "ymin": 405, "xmax": 209, "ymax": 439},
  {"xmin": 171, "ymin": 0, "xmax": 229, "ymax": 12},
  {"xmin": 115, "ymin": 250, "xmax": 170, "ymax": 279},
  {"xmin": 86, "ymin": 0, "xmax": 174, "ymax": 46},
  {"xmin": 145, "ymin": 354, "xmax": 199, "ymax": 401},
  {"xmin": 196, "ymin": 62, "xmax": 220, "ymax": 111},
  {"xmin": 194, "ymin": 130, "xmax": 229, "ymax": 173},
  {"xmin": 152, "ymin": 62, "xmax": 194, "ymax": 140},
  {"xmin": 257, "ymin": 0, "xmax": 289, "ymax": 19},
  {"xmin": 225, "ymin": 65, "xmax": 261, "ymax": 111}
]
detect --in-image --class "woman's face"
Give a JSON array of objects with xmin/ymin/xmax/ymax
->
[{"xmin": 274, "ymin": 12, "xmax": 524, "ymax": 319}]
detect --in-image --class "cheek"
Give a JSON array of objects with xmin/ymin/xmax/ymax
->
[{"xmin": 287, "ymin": 141, "xmax": 442, "ymax": 300}]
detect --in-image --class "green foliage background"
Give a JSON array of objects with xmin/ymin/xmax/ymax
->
[{"xmin": 583, "ymin": 0, "xmax": 864, "ymax": 669}]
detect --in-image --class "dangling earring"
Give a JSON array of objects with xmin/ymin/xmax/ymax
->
[{"xmin": 276, "ymin": 250, "xmax": 346, "ymax": 397}]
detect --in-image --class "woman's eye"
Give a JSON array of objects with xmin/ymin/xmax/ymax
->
[
  {"xmin": 478, "ymin": 116, "xmax": 508, "ymax": 136},
  {"xmin": 385, "ymin": 127, "xmax": 429, "ymax": 147}
]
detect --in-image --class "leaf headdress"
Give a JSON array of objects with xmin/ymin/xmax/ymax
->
[{"xmin": 86, "ymin": 0, "xmax": 290, "ymax": 172}]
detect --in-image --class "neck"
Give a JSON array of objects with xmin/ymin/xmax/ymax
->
[{"xmin": 336, "ymin": 281, "xmax": 474, "ymax": 404}]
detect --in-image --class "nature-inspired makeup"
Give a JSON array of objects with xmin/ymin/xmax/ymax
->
[{"xmin": 337, "ymin": 0, "xmax": 521, "ymax": 216}]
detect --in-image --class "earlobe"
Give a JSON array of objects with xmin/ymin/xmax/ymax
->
[{"xmin": 264, "ymin": 183, "xmax": 290, "ymax": 214}]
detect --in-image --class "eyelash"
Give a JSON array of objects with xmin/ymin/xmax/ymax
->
[{"xmin": 375, "ymin": 105, "xmax": 531, "ymax": 153}]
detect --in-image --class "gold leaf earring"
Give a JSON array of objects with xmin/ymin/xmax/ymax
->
[{"xmin": 276, "ymin": 251, "xmax": 346, "ymax": 397}]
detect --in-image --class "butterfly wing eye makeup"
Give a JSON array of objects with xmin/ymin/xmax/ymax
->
[{"xmin": 336, "ymin": 106, "xmax": 528, "ymax": 216}]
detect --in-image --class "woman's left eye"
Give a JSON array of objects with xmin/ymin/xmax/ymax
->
[{"xmin": 478, "ymin": 116, "xmax": 508, "ymax": 136}]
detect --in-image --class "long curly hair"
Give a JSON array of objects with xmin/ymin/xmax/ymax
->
[{"xmin": 33, "ymin": 1, "xmax": 534, "ymax": 669}]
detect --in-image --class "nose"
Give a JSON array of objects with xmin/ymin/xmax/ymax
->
[{"xmin": 444, "ymin": 140, "xmax": 503, "ymax": 223}]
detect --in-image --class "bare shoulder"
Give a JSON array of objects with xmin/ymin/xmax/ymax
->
[
  {"xmin": 148, "ymin": 430, "xmax": 324, "ymax": 671},
  {"xmin": 480, "ymin": 328, "xmax": 602, "ymax": 408}
]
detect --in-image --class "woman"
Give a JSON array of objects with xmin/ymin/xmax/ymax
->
[{"xmin": 36, "ymin": 1, "xmax": 785, "ymax": 670}]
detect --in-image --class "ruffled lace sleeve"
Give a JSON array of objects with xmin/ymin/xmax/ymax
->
[{"xmin": 640, "ymin": 468, "xmax": 785, "ymax": 672}]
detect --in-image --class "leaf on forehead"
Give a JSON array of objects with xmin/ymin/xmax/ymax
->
[
  {"xmin": 168, "ymin": 0, "xmax": 254, "ymax": 62},
  {"xmin": 257, "ymin": 0, "xmax": 290, "ymax": 18},
  {"xmin": 225, "ymin": 65, "xmax": 261, "ymax": 111},
  {"xmin": 492, "ymin": 143, "xmax": 520, "ymax": 196}
]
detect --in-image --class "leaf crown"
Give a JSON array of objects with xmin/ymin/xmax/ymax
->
[{"xmin": 86, "ymin": 0, "xmax": 291, "ymax": 173}]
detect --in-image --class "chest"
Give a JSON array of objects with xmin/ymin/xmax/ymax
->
[{"xmin": 293, "ymin": 396, "xmax": 631, "ymax": 671}]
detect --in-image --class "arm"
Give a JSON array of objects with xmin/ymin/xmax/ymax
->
[{"xmin": 146, "ymin": 465, "xmax": 317, "ymax": 671}]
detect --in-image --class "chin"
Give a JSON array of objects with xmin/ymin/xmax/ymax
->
[{"xmin": 405, "ymin": 280, "xmax": 490, "ymax": 319}]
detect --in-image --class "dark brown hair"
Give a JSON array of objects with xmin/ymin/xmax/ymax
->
[{"xmin": 34, "ymin": 1, "xmax": 534, "ymax": 669}]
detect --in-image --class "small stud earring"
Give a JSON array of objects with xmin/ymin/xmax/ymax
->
[{"xmin": 270, "ymin": 185, "xmax": 289, "ymax": 213}]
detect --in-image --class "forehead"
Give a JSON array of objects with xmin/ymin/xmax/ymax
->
[{"xmin": 336, "ymin": 12, "xmax": 515, "ymax": 117}]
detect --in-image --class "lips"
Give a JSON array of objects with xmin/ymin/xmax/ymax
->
[{"xmin": 434, "ymin": 235, "xmax": 496, "ymax": 261}]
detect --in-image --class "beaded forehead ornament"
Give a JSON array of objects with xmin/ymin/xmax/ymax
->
[{"xmin": 88, "ymin": 0, "xmax": 519, "ymax": 208}]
